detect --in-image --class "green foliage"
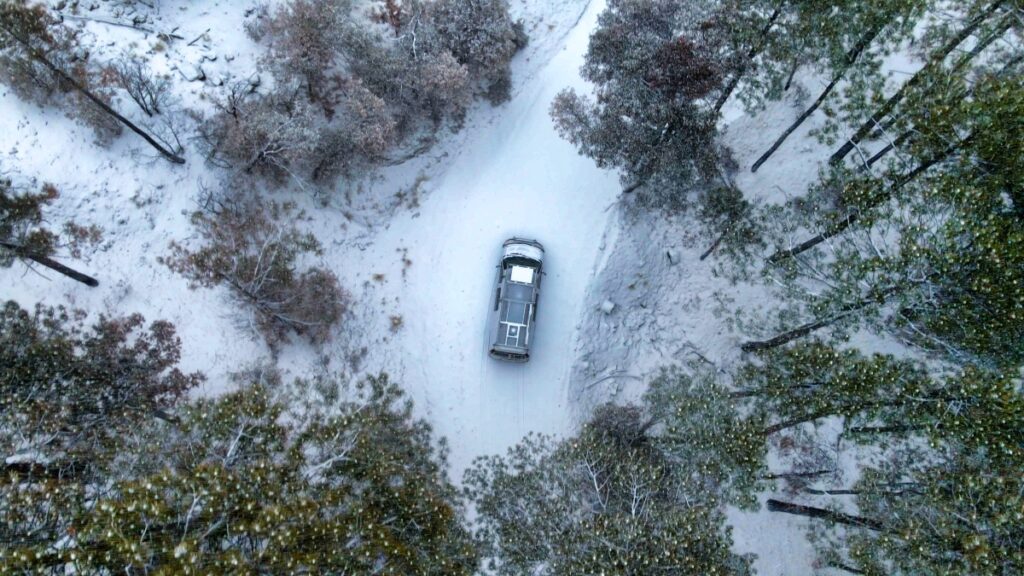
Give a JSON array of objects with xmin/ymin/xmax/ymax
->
[
  {"xmin": 813, "ymin": 369, "xmax": 1024, "ymax": 575},
  {"xmin": 738, "ymin": 341, "xmax": 932, "ymax": 435},
  {"xmin": 644, "ymin": 364, "xmax": 767, "ymax": 509},
  {"xmin": 465, "ymin": 400, "xmax": 756, "ymax": 575},
  {"xmin": 2, "ymin": 373, "xmax": 478, "ymax": 574},
  {"xmin": 696, "ymin": 185, "xmax": 765, "ymax": 273},
  {"xmin": 707, "ymin": 0, "xmax": 931, "ymax": 115},
  {"xmin": 0, "ymin": 300, "xmax": 202, "ymax": 563},
  {"xmin": 0, "ymin": 300, "xmax": 202, "ymax": 467},
  {"xmin": 763, "ymin": 73, "xmax": 1024, "ymax": 369}
]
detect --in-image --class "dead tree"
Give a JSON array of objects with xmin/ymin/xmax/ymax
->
[{"xmin": 0, "ymin": 17, "xmax": 185, "ymax": 164}]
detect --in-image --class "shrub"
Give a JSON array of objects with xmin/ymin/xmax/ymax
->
[{"xmin": 164, "ymin": 201, "xmax": 348, "ymax": 349}]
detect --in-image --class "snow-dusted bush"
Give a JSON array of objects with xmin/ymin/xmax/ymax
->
[
  {"xmin": 430, "ymin": 0, "xmax": 526, "ymax": 103},
  {"xmin": 228, "ymin": 0, "xmax": 525, "ymax": 185},
  {"xmin": 163, "ymin": 201, "xmax": 348, "ymax": 350},
  {"xmin": 200, "ymin": 85, "xmax": 320, "ymax": 181},
  {"xmin": 263, "ymin": 0, "xmax": 349, "ymax": 102}
]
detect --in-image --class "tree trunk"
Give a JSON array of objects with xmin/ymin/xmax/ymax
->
[
  {"xmin": 712, "ymin": 7, "xmax": 783, "ymax": 114},
  {"xmin": 762, "ymin": 407, "xmax": 847, "ymax": 435},
  {"xmin": 828, "ymin": 562, "xmax": 866, "ymax": 574},
  {"xmin": 846, "ymin": 423, "xmax": 929, "ymax": 435},
  {"xmin": 766, "ymin": 499, "xmax": 884, "ymax": 530},
  {"xmin": 700, "ymin": 230, "xmax": 726, "ymax": 260},
  {"xmin": 829, "ymin": 0, "xmax": 1008, "ymax": 165},
  {"xmin": 862, "ymin": 51, "xmax": 1022, "ymax": 170},
  {"xmin": 0, "ymin": 241, "xmax": 99, "ymax": 286},
  {"xmin": 740, "ymin": 313, "xmax": 848, "ymax": 352},
  {"xmin": 803, "ymin": 485, "xmax": 923, "ymax": 496},
  {"xmin": 759, "ymin": 399, "xmax": 887, "ymax": 436},
  {"xmin": 863, "ymin": 130, "xmax": 912, "ymax": 168},
  {"xmin": 623, "ymin": 7, "xmax": 783, "ymax": 193},
  {"xmin": 751, "ymin": 26, "xmax": 882, "ymax": 173},
  {"xmin": 784, "ymin": 59, "xmax": 799, "ymax": 91},
  {"xmin": 766, "ymin": 133, "xmax": 969, "ymax": 263},
  {"xmin": 0, "ymin": 21, "xmax": 186, "ymax": 164},
  {"xmin": 762, "ymin": 469, "xmax": 834, "ymax": 480},
  {"xmin": 742, "ymin": 283, "xmax": 904, "ymax": 352}
]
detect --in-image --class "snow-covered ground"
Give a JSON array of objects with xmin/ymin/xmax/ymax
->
[
  {"xmin": 1, "ymin": 1, "xmax": 881, "ymax": 574},
  {"xmin": 0, "ymin": 0, "xmax": 609, "ymax": 475}
]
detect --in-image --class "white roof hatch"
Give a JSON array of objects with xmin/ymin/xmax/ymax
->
[{"xmin": 510, "ymin": 265, "xmax": 535, "ymax": 284}]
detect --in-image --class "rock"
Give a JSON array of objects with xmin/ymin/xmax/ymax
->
[
  {"xmin": 666, "ymin": 248, "xmax": 678, "ymax": 265},
  {"xmin": 600, "ymin": 300, "xmax": 616, "ymax": 315},
  {"xmin": 187, "ymin": 64, "xmax": 206, "ymax": 82}
]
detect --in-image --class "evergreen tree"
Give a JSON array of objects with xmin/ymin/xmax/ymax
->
[
  {"xmin": 829, "ymin": 0, "xmax": 1017, "ymax": 165},
  {"xmin": 1, "ymin": 160, "xmax": 98, "ymax": 288},
  {"xmin": 2, "ymin": 372, "xmax": 479, "ymax": 574},
  {"xmin": 747, "ymin": 0, "xmax": 934, "ymax": 171},
  {"xmin": 754, "ymin": 360, "xmax": 1024, "ymax": 574},
  {"xmin": 465, "ymin": 398, "xmax": 757, "ymax": 575},
  {"xmin": 0, "ymin": 300, "xmax": 202, "ymax": 562},
  {"xmin": 163, "ymin": 200, "xmax": 349, "ymax": 350},
  {"xmin": 549, "ymin": 0, "xmax": 726, "ymax": 208},
  {"xmin": 736, "ymin": 342, "xmax": 933, "ymax": 435},
  {"xmin": 753, "ymin": 74, "xmax": 1024, "ymax": 369},
  {"xmin": 643, "ymin": 365, "xmax": 767, "ymax": 509}
]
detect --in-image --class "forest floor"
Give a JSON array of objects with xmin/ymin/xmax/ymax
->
[{"xmin": 0, "ymin": 0, "xmax": 874, "ymax": 574}]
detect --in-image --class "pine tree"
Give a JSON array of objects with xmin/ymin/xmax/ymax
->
[
  {"xmin": 163, "ymin": 200, "xmax": 349, "ymax": 350},
  {"xmin": 829, "ymin": 0, "xmax": 1016, "ymax": 165},
  {"xmin": 758, "ymin": 364, "xmax": 1024, "ymax": 575},
  {"xmin": 747, "ymin": 0, "xmax": 934, "ymax": 171},
  {"xmin": 752, "ymin": 74, "xmax": 1024, "ymax": 369},
  {"xmin": 465, "ymin": 398, "xmax": 757, "ymax": 575},
  {"xmin": 2, "ymin": 372, "xmax": 479, "ymax": 574},
  {"xmin": 0, "ymin": 300, "xmax": 202, "ymax": 564},
  {"xmin": 549, "ymin": 0, "xmax": 726, "ymax": 208},
  {"xmin": 643, "ymin": 365, "xmax": 767, "ymax": 509}
]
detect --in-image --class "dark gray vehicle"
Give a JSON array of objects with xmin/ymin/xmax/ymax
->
[{"xmin": 489, "ymin": 238, "xmax": 544, "ymax": 362}]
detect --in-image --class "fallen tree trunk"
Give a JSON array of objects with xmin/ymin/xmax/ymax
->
[
  {"xmin": 766, "ymin": 498, "xmax": 884, "ymax": 530},
  {"xmin": 0, "ymin": 241, "xmax": 99, "ymax": 286},
  {"xmin": 0, "ymin": 19, "xmax": 186, "ymax": 164}
]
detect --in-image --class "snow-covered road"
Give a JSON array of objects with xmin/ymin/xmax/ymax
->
[{"xmin": 352, "ymin": 0, "xmax": 620, "ymax": 477}]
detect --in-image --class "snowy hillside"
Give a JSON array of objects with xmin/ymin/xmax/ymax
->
[{"xmin": 2, "ymin": 0, "xmax": 1020, "ymax": 574}]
